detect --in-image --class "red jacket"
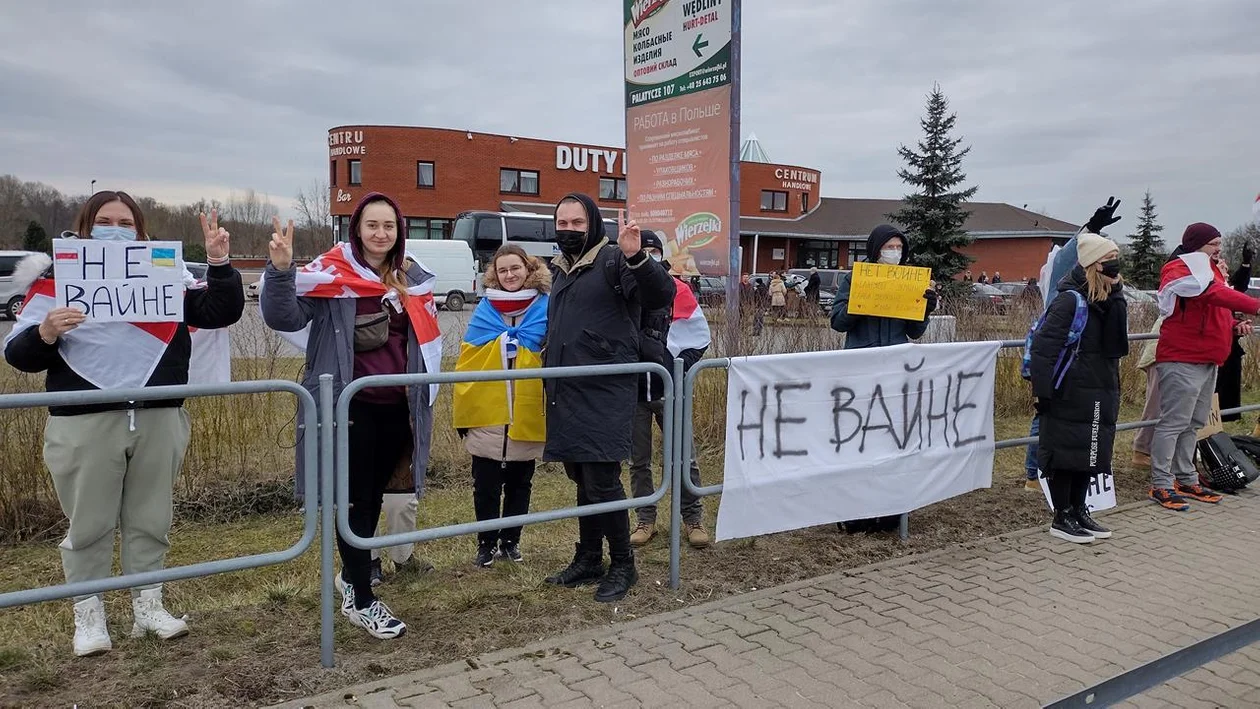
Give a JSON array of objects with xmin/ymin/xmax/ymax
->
[{"xmin": 1156, "ymin": 257, "xmax": 1260, "ymax": 366}]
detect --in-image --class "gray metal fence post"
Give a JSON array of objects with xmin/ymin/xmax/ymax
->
[
  {"xmin": 318, "ymin": 374, "xmax": 336, "ymax": 669},
  {"xmin": 669, "ymin": 357, "xmax": 685, "ymax": 590}
]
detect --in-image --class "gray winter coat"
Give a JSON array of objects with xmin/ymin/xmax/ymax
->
[{"xmin": 260, "ymin": 260, "xmax": 436, "ymax": 499}]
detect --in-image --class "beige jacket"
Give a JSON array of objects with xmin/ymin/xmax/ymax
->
[{"xmin": 1137, "ymin": 316, "xmax": 1165, "ymax": 371}]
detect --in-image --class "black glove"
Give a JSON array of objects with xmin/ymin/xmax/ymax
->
[
  {"xmin": 923, "ymin": 288, "xmax": 938, "ymax": 314},
  {"xmin": 1033, "ymin": 399, "xmax": 1051, "ymax": 415},
  {"xmin": 1243, "ymin": 242, "xmax": 1254, "ymax": 266},
  {"xmin": 1084, "ymin": 196, "xmax": 1122, "ymax": 234}
]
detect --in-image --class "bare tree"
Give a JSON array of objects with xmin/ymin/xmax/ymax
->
[{"xmin": 294, "ymin": 179, "xmax": 333, "ymax": 257}]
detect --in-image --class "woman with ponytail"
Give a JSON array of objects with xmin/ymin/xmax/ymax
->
[
  {"xmin": 261, "ymin": 192, "xmax": 442, "ymax": 639},
  {"xmin": 453, "ymin": 245, "xmax": 550, "ymax": 567}
]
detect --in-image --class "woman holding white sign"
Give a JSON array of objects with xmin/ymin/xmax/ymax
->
[
  {"xmin": 261, "ymin": 192, "xmax": 442, "ymax": 640},
  {"xmin": 3, "ymin": 190, "xmax": 244, "ymax": 657},
  {"xmin": 1029, "ymin": 233, "xmax": 1126, "ymax": 544}
]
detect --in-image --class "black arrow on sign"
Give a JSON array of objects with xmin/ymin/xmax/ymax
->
[{"xmin": 692, "ymin": 34, "xmax": 709, "ymax": 58}]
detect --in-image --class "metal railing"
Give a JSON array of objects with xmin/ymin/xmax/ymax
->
[
  {"xmin": 319, "ymin": 361, "xmax": 674, "ymax": 667},
  {"xmin": 0, "ymin": 380, "xmax": 319, "ymax": 610}
]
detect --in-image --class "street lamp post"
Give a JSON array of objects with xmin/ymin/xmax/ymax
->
[{"xmin": 90, "ymin": 179, "xmax": 96, "ymax": 195}]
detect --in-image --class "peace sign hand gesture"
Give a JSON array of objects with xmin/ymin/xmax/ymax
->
[
  {"xmin": 618, "ymin": 207, "xmax": 641, "ymax": 258},
  {"xmin": 270, "ymin": 216, "xmax": 295, "ymax": 271},
  {"xmin": 199, "ymin": 209, "xmax": 230, "ymax": 260}
]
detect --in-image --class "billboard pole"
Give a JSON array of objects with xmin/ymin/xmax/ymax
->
[{"xmin": 724, "ymin": 0, "xmax": 742, "ymax": 351}]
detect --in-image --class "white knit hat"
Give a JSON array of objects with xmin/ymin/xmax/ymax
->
[{"xmin": 1077, "ymin": 232, "xmax": 1119, "ymax": 267}]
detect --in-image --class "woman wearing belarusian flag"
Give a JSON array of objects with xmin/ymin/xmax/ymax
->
[
  {"xmin": 3, "ymin": 190, "xmax": 245, "ymax": 657},
  {"xmin": 260, "ymin": 192, "xmax": 442, "ymax": 640},
  {"xmin": 452, "ymin": 244, "xmax": 550, "ymax": 568}
]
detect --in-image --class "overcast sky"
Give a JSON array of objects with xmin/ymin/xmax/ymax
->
[{"xmin": 2, "ymin": 0, "xmax": 1257, "ymax": 239}]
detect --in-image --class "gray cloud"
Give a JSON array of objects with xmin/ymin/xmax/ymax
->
[{"xmin": 1, "ymin": 0, "xmax": 1257, "ymax": 238}]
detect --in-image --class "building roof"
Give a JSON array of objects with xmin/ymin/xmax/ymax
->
[
  {"xmin": 742, "ymin": 198, "xmax": 1080, "ymax": 240},
  {"xmin": 739, "ymin": 133, "xmax": 772, "ymax": 163},
  {"xmin": 501, "ymin": 197, "xmax": 1079, "ymax": 239}
]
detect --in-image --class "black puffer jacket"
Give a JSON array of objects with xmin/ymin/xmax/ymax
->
[
  {"xmin": 544, "ymin": 194, "xmax": 676, "ymax": 462},
  {"xmin": 1031, "ymin": 266, "xmax": 1128, "ymax": 475}
]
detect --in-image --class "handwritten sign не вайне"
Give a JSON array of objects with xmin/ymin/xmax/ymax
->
[
  {"xmin": 52, "ymin": 239, "xmax": 185, "ymax": 322},
  {"xmin": 848, "ymin": 262, "xmax": 933, "ymax": 321},
  {"xmin": 716, "ymin": 341, "xmax": 1000, "ymax": 541}
]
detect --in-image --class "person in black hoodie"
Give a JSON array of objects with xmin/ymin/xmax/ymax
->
[
  {"xmin": 830, "ymin": 224, "xmax": 937, "ymax": 533},
  {"xmin": 542, "ymin": 194, "xmax": 675, "ymax": 603},
  {"xmin": 3, "ymin": 190, "xmax": 244, "ymax": 656},
  {"xmin": 1030, "ymin": 233, "xmax": 1126, "ymax": 544}
]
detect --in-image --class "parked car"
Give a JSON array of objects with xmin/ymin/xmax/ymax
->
[
  {"xmin": 695, "ymin": 276, "xmax": 726, "ymax": 307},
  {"xmin": 959, "ymin": 282, "xmax": 1008, "ymax": 314},
  {"xmin": 0, "ymin": 250, "xmax": 42, "ymax": 320},
  {"xmin": 788, "ymin": 268, "xmax": 843, "ymax": 312},
  {"xmin": 185, "ymin": 261, "xmax": 208, "ymax": 280}
]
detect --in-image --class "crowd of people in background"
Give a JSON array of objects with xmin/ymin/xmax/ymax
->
[{"xmin": 6, "ymin": 186, "xmax": 1259, "ymax": 653}]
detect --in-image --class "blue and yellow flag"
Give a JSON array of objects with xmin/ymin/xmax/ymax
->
[{"xmin": 452, "ymin": 293, "xmax": 548, "ymax": 442}]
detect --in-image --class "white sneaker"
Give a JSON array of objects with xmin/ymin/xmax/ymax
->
[
  {"xmin": 347, "ymin": 599, "xmax": 407, "ymax": 639},
  {"xmin": 72, "ymin": 596, "xmax": 112, "ymax": 657},
  {"xmin": 337, "ymin": 573, "xmax": 356, "ymax": 618},
  {"xmin": 130, "ymin": 587, "xmax": 189, "ymax": 640}
]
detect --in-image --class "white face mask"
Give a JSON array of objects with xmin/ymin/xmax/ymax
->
[{"xmin": 878, "ymin": 248, "xmax": 902, "ymax": 265}]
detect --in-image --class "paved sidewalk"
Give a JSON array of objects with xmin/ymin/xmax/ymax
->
[{"xmin": 275, "ymin": 491, "xmax": 1260, "ymax": 709}]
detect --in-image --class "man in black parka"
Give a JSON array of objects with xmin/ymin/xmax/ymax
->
[{"xmin": 542, "ymin": 193, "xmax": 675, "ymax": 603}]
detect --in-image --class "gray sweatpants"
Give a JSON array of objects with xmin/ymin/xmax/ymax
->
[
  {"xmin": 44, "ymin": 407, "xmax": 191, "ymax": 601},
  {"xmin": 1150, "ymin": 363, "xmax": 1217, "ymax": 490},
  {"xmin": 629, "ymin": 400, "xmax": 703, "ymax": 525},
  {"xmin": 1133, "ymin": 369, "xmax": 1160, "ymax": 456}
]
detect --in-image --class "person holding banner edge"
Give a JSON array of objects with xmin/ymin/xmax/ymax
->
[
  {"xmin": 1030, "ymin": 233, "xmax": 1126, "ymax": 543},
  {"xmin": 541, "ymin": 194, "xmax": 675, "ymax": 603},
  {"xmin": 261, "ymin": 192, "xmax": 442, "ymax": 639},
  {"xmin": 828, "ymin": 223, "xmax": 937, "ymax": 533},
  {"xmin": 3, "ymin": 190, "xmax": 245, "ymax": 657}
]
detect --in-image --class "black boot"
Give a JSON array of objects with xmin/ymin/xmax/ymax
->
[
  {"xmin": 1050, "ymin": 510, "xmax": 1094, "ymax": 544},
  {"xmin": 1073, "ymin": 506, "xmax": 1111, "ymax": 539},
  {"xmin": 594, "ymin": 552, "xmax": 638, "ymax": 603},
  {"xmin": 545, "ymin": 544, "xmax": 605, "ymax": 587}
]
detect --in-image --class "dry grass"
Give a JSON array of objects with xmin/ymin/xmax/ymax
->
[{"xmin": 3, "ymin": 305, "xmax": 1260, "ymax": 707}]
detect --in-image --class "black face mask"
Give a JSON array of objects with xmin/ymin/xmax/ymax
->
[
  {"xmin": 555, "ymin": 229, "xmax": 587, "ymax": 256},
  {"xmin": 1100, "ymin": 259, "xmax": 1121, "ymax": 278}
]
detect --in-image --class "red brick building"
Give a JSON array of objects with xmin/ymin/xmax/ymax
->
[{"xmin": 328, "ymin": 125, "xmax": 1078, "ymax": 279}]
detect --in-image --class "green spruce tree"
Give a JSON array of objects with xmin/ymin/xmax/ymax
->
[
  {"xmin": 887, "ymin": 84, "xmax": 978, "ymax": 290},
  {"xmin": 1126, "ymin": 190, "xmax": 1165, "ymax": 290},
  {"xmin": 21, "ymin": 220, "xmax": 50, "ymax": 255}
]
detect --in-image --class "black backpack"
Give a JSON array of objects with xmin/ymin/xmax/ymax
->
[{"xmin": 1196, "ymin": 433, "xmax": 1260, "ymax": 492}]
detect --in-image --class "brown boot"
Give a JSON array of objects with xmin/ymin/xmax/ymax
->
[
  {"xmin": 1131, "ymin": 451, "xmax": 1151, "ymax": 469},
  {"xmin": 685, "ymin": 522, "xmax": 712, "ymax": 549},
  {"xmin": 629, "ymin": 522, "xmax": 656, "ymax": 547}
]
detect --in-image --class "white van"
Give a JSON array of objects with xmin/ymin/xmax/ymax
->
[
  {"xmin": 404, "ymin": 239, "xmax": 478, "ymax": 311},
  {"xmin": 0, "ymin": 250, "xmax": 42, "ymax": 320}
]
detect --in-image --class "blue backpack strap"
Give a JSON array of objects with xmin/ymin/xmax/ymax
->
[{"xmin": 1052, "ymin": 291, "xmax": 1089, "ymax": 389}]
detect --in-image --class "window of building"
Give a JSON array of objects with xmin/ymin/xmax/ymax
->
[
  {"xmin": 329, "ymin": 160, "xmax": 337, "ymax": 187},
  {"xmin": 847, "ymin": 240, "xmax": 866, "ymax": 266},
  {"xmin": 599, "ymin": 177, "xmax": 628, "ymax": 201},
  {"xmin": 795, "ymin": 240, "xmax": 839, "ymax": 269},
  {"xmin": 801, "ymin": 192, "xmax": 809, "ymax": 213},
  {"xmin": 406, "ymin": 217, "xmax": 451, "ymax": 240},
  {"xmin": 500, "ymin": 168, "xmax": 540, "ymax": 195},
  {"xmin": 416, "ymin": 161, "xmax": 435, "ymax": 189},
  {"xmin": 348, "ymin": 159, "xmax": 362, "ymax": 186},
  {"xmin": 760, "ymin": 190, "xmax": 787, "ymax": 212},
  {"xmin": 334, "ymin": 215, "xmax": 352, "ymax": 243}
]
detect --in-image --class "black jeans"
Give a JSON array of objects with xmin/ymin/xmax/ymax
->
[
  {"xmin": 565, "ymin": 461, "xmax": 632, "ymax": 560},
  {"xmin": 1047, "ymin": 470, "xmax": 1092, "ymax": 512},
  {"xmin": 472, "ymin": 456, "xmax": 535, "ymax": 547},
  {"xmin": 341, "ymin": 399, "xmax": 411, "ymax": 609}
]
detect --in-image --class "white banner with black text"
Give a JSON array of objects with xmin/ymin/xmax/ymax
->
[{"xmin": 717, "ymin": 341, "xmax": 1001, "ymax": 541}]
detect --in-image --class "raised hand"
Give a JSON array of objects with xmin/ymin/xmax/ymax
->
[
  {"xmin": 199, "ymin": 209, "xmax": 230, "ymax": 260},
  {"xmin": 269, "ymin": 216, "xmax": 295, "ymax": 271},
  {"xmin": 618, "ymin": 207, "xmax": 641, "ymax": 258},
  {"xmin": 1085, "ymin": 196, "xmax": 1122, "ymax": 234}
]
